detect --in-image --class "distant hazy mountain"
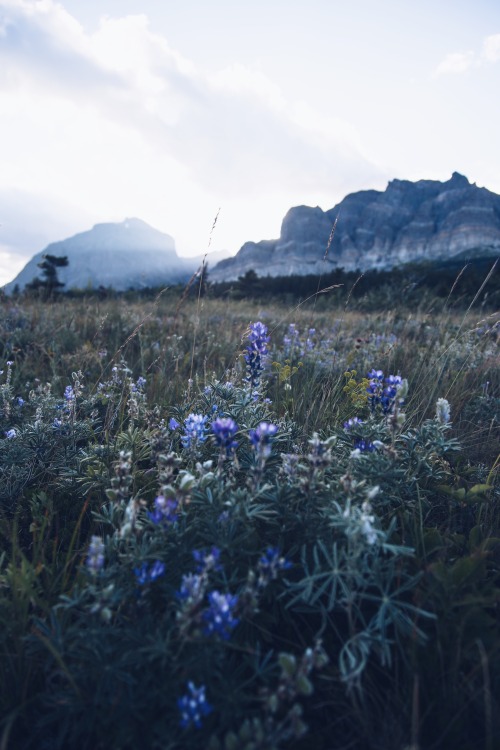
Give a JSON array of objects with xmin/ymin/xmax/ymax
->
[
  {"xmin": 3, "ymin": 218, "xmax": 229, "ymax": 293},
  {"xmin": 210, "ymin": 173, "xmax": 500, "ymax": 281}
]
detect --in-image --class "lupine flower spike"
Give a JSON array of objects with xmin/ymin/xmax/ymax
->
[
  {"xmin": 178, "ymin": 682, "xmax": 212, "ymax": 729},
  {"xmin": 244, "ymin": 321, "xmax": 270, "ymax": 391}
]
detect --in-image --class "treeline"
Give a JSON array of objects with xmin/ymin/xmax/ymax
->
[
  {"xmin": 8, "ymin": 256, "xmax": 498, "ymax": 310},
  {"xmin": 208, "ymin": 256, "xmax": 500, "ymax": 310}
]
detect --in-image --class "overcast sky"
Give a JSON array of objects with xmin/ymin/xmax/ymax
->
[{"xmin": 1, "ymin": 0, "xmax": 499, "ymax": 285}]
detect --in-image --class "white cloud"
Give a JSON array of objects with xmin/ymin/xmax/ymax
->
[
  {"xmin": 0, "ymin": 0, "xmax": 382, "ymax": 275},
  {"xmin": 482, "ymin": 33, "xmax": 500, "ymax": 63},
  {"xmin": 433, "ymin": 50, "xmax": 475, "ymax": 76},
  {"xmin": 434, "ymin": 32, "xmax": 500, "ymax": 76}
]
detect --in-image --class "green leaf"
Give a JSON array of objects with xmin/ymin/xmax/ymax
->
[
  {"xmin": 466, "ymin": 483, "xmax": 492, "ymax": 497},
  {"xmin": 278, "ymin": 652, "xmax": 297, "ymax": 677},
  {"xmin": 450, "ymin": 556, "xmax": 486, "ymax": 588},
  {"xmin": 296, "ymin": 674, "xmax": 314, "ymax": 696}
]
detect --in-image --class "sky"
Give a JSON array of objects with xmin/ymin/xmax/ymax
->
[{"xmin": 1, "ymin": 0, "xmax": 499, "ymax": 286}]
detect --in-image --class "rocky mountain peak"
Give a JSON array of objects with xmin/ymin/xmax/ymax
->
[
  {"xmin": 4, "ymin": 219, "xmax": 188, "ymax": 292},
  {"xmin": 210, "ymin": 173, "xmax": 500, "ymax": 282}
]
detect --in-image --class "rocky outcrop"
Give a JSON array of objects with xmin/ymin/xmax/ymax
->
[
  {"xmin": 4, "ymin": 218, "xmax": 201, "ymax": 292},
  {"xmin": 209, "ymin": 173, "xmax": 500, "ymax": 281}
]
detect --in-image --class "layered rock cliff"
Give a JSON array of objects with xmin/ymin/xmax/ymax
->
[{"xmin": 209, "ymin": 173, "xmax": 500, "ymax": 281}]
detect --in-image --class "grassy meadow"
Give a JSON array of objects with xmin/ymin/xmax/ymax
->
[{"xmin": 0, "ymin": 280, "xmax": 499, "ymax": 749}]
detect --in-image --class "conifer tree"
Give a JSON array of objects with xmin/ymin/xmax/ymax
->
[{"xmin": 26, "ymin": 254, "xmax": 68, "ymax": 300}]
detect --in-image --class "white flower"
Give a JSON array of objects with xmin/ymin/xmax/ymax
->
[{"xmin": 436, "ymin": 398, "xmax": 451, "ymax": 424}]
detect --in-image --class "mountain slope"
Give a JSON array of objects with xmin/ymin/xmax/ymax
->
[
  {"xmin": 4, "ymin": 218, "xmax": 197, "ymax": 293},
  {"xmin": 209, "ymin": 173, "xmax": 500, "ymax": 281}
]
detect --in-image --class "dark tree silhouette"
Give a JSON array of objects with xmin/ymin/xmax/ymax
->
[{"xmin": 26, "ymin": 254, "xmax": 69, "ymax": 300}]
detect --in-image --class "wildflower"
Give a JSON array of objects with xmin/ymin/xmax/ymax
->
[
  {"xmin": 366, "ymin": 370, "xmax": 406, "ymax": 415},
  {"xmin": 15, "ymin": 397, "xmax": 25, "ymax": 407},
  {"xmin": 181, "ymin": 413, "xmax": 208, "ymax": 450},
  {"xmin": 280, "ymin": 452, "xmax": 299, "ymax": 480},
  {"xmin": 64, "ymin": 385, "xmax": 75, "ymax": 401},
  {"xmin": 169, "ymin": 417, "xmax": 180, "ymax": 430},
  {"xmin": 202, "ymin": 590, "xmax": 239, "ymax": 640},
  {"xmin": 134, "ymin": 560, "xmax": 165, "ymax": 586},
  {"xmin": 178, "ymin": 682, "xmax": 212, "ymax": 729},
  {"xmin": 257, "ymin": 547, "xmax": 292, "ymax": 586},
  {"xmin": 244, "ymin": 321, "xmax": 270, "ymax": 389},
  {"xmin": 136, "ymin": 376, "xmax": 146, "ymax": 389},
  {"xmin": 436, "ymin": 397, "xmax": 451, "ymax": 425},
  {"xmin": 307, "ymin": 433, "xmax": 335, "ymax": 470},
  {"xmin": 211, "ymin": 417, "xmax": 238, "ymax": 453},
  {"xmin": 218, "ymin": 510, "xmax": 231, "ymax": 525},
  {"xmin": 86, "ymin": 536, "xmax": 105, "ymax": 575},
  {"xmin": 148, "ymin": 495, "xmax": 179, "ymax": 525},
  {"xmin": 353, "ymin": 439, "xmax": 375, "ymax": 452},
  {"xmin": 306, "ymin": 328, "xmax": 316, "ymax": 350},
  {"xmin": 5, "ymin": 428, "xmax": 16, "ymax": 439},
  {"xmin": 193, "ymin": 546, "xmax": 222, "ymax": 573},
  {"xmin": 360, "ymin": 502, "xmax": 378, "ymax": 545},
  {"xmin": 367, "ymin": 369, "xmax": 384, "ymax": 380},
  {"xmin": 249, "ymin": 421, "xmax": 278, "ymax": 458},
  {"xmin": 343, "ymin": 417, "xmax": 363, "ymax": 430},
  {"xmin": 177, "ymin": 573, "xmax": 204, "ymax": 602}
]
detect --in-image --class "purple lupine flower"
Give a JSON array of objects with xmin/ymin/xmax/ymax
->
[
  {"xmin": 343, "ymin": 417, "xmax": 364, "ymax": 431},
  {"xmin": 169, "ymin": 417, "xmax": 180, "ymax": 430},
  {"xmin": 257, "ymin": 547, "xmax": 292, "ymax": 586},
  {"xmin": 192, "ymin": 546, "xmax": 222, "ymax": 574},
  {"xmin": 367, "ymin": 369, "xmax": 384, "ymax": 380},
  {"xmin": 305, "ymin": 328, "xmax": 316, "ymax": 351},
  {"xmin": 177, "ymin": 573, "xmax": 204, "ymax": 602},
  {"xmin": 383, "ymin": 374, "xmax": 403, "ymax": 403},
  {"xmin": 148, "ymin": 495, "xmax": 179, "ymax": 525},
  {"xmin": 211, "ymin": 417, "xmax": 238, "ymax": 453},
  {"xmin": 178, "ymin": 682, "xmax": 212, "ymax": 729},
  {"xmin": 134, "ymin": 560, "xmax": 165, "ymax": 585},
  {"xmin": 5, "ymin": 428, "xmax": 16, "ymax": 439},
  {"xmin": 136, "ymin": 376, "xmax": 147, "ymax": 389},
  {"xmin": 367, "ymin": 370, "xmax": 405, "ymax": 414},
  {"xmin": 15, "ymin": 397, "xmax": 25, "ymax": 407},
  {"xmin": 354, "ymin": 439, "xmax": 375, "ymax": 453},
  {"xmin": 64, "ymin": 385, "xmax": 75, "ymax": 401},
  {"xmin": 244, "ymin": 321, "xmax": 270, "ymax": 389},
  {"xmin": 86, "ymin": 536, "xmax": 105, "ymax": 575},
  {"xmin": 202, "ymin": 590, "xmax": 239, "ymax": 640},
  {"xmin": 181, "ymin": 413, "xmax": 208, "ymax": 450},
  {"xmin": 249, "ymin": 421, "xmax": 278, "ymax": 458}
]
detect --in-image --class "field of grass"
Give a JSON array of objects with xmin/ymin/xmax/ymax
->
[{"xmin": 0, "ymin": 286, "xmax": 499, "ymax": 749}]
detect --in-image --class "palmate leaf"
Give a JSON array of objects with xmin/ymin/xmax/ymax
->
[{"xmin": 284, "ymin": 540, "xmax": 351, "ymax": 612}]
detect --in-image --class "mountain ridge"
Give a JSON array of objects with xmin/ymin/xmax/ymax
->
[
  {"xmin": 3, "ymin": 218, "xmax": 226, "ymax": 293},
  {"xmin": 209, "ymin": 172, "xmax": 500, "ymax": 281}
]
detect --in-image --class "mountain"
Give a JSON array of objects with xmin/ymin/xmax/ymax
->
[
  {"xmin": 209, "ymin": 173, "xmax": 500, "ymax": 282},
  {"xmin": 2, "ymin": 218, "xmax": 210, "ymax": 293}
]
